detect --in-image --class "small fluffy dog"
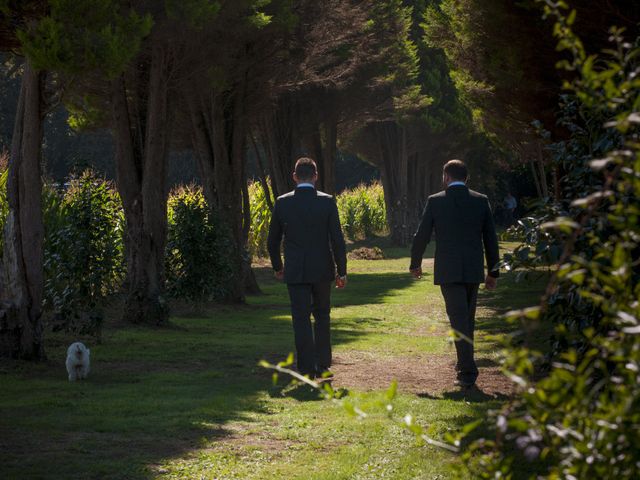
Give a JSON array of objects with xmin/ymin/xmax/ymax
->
[{"xmin": 66, "ymin": 342, "xmax": 90, "ymax": 382}]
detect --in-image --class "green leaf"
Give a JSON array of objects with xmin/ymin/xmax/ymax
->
[
  {"xmin": 541, "ymin": 217, "xmax": 580, "ymax": 234},
  {"xmin": 505, "ymin": 307, "xmax": 540, "ymax": 321},
  {"xmin": 612, "ymin": 244, "xmax": 625, "ymax": 269},
  {"xmin": 461, "ymin": 419, "xmax": 482, "ymax": 435},
  {"xmin": 343, "ymin": 401, "xmax": 356, "ymax": 417},
  {"xmin": 385, "ymin": 380, "xmax": 398, "ymax": 401}
]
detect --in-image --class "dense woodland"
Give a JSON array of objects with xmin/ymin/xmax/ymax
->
[{"xmin": 0, "ymin": 1, "xmax": 639, "ymax": 477}]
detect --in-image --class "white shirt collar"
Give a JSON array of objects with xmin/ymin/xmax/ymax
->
[
  {"xmin": 448, "ymin": 181, "xmax": 466, "ymax": 187},
  {"xmin": 296, "ymin": 183, "xmax": 315, "ymax": 188}
]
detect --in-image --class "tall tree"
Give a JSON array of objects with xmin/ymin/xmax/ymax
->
[
  {"xmin": 0, "ymin": 59, "xmax": 45, "ymax": 359},
  {"xmin": 345, "ymin": 0, "xmax": 437, "ymax": 245},
  {"xmin": 0, "ymin": 0, "xmax": 150, "ymax": 359},
  {"xmin": 109, "ymin": 39, "xmax": 172, "ymax": 323},
  {"xmin": 38, "ymin": 0, "xmax": 186, "ymax": 324},
  {"xmin": 184, "ymin": 0, "xmax": 389, "ymax": 299},
  {"xmin": 0, "ymin": 1, "xmax": 48, "ymax": 359},
  {"xmin": 180, "ymin": 0, "xmax": 286, "ymax": 300}
]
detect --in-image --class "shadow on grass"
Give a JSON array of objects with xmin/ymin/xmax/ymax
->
[
  {"xmin": 475, "ymin": 271, "xmax": 552, "ymax": 353},
  {"xmin": 252, "ymin": 266, "xmax": 417, "ymax": 308},
  {"xmin": 475, "ymin": 357, "xmax": 500, "ymax": 368},
  {"xmin": 1, "ymin": 317, "xmax": 303, "ymax": 478}
]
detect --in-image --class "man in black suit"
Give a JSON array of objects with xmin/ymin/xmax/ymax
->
[
  {"xmin": 410, "ymin": 159, "xmax": 500, "ymax": 389},
  {"xmin": 267, "ymin": 157, "xmax": 347, "ymax": 378}
]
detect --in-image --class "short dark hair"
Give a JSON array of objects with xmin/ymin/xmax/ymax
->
[
  {"xmin": 443, "ymin": 159, "xmax": 468, "ymax": 181},
  {"xmin": 294, "ymin": 157, "xmax": 317, "ymax": 181}
]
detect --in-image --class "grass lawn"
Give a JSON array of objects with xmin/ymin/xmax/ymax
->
[{"xmin": 0, "ymin": 239, "xmax": 546, "ymax": 479}]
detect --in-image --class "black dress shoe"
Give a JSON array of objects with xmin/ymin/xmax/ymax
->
[{"xmin": 454, "ymin": 379, "xmax": 475, "ymax": 390}]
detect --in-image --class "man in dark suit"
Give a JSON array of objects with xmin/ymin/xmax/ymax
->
[
  {"xmin": 409, "ymin": 159, "xmax": 500, "ymax": 389},
  {"xmin": 267, "ymin": 157, "xmax": 347, "ymax": 378}
]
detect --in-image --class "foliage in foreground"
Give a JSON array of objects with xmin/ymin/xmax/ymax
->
[
  {"xmin": 260, "ymin": 356, "xmax": 466, "ymax": 453},
  {"xmin": 461, "ymin": 4, "xmax": 640, "ymax": 478}
]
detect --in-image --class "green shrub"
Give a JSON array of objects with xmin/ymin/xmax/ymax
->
[
  {"xmin": 461, "ymin": 5, "xmax": 640, "ymax": 479},
  {"xmin": 166, "ymin": 185, "xmax": 235, "ymax": 300},
  {"xmin": 0, "ymin": 165, "xmax": 239, "ymax": 314},
  {"xmin": 44, "ymin": 170, "xmax": 125, "ymax": 337},
  {"xmin": 336, "ymin": 182, "xmax": 387, "ymax": 241}
]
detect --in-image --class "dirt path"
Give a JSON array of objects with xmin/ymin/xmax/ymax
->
[{"xmin": 330, "ymin": 351, "xmax": 513, "ymax": 398}]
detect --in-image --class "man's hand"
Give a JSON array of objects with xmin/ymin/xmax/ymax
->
[
  {"xmin": 335, "ymin": 275, "xmax": 347, "ymax": 289},
  {"xmin": 485, "ymin": 275, "xmax": 497, "ymax": 290},
  {"xmin": 410, "ymin": 267, "xmax": 422, "ymax": 279},
  {"xmin": 274, "ymin": 269, "xmax": 284, "ymax": 281}
]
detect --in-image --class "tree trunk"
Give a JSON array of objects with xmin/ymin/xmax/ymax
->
[
  {"xmin": 303, "ymin": 117, "xmax": 337, "ymax": 194},
  {"xmin": 321, "ymin": 119, "xmax": 337, "ymax": 195},
  {"xmin": 188, "ymin": 93, "xmax": 218, "ymax": 210},
  {"xmin": 529, "ymin": 157, "xmax": 543, "ymax": 198},
  {"xmin": 259, "ymin": 96, "xmax": 299, "ymax": 196},
  {"xmin": 211, "ymin": 87, "xmax": 250, "ymax": 302},
  {"xmin": 377, "ymin": 122, "xmax": 412, "ymax": 246},
  {"xmin": 250, "ymin": 132, "xmax": 273, "ymax": 210},
  {"xmin": 110, "ymin": 44, "xmax": 170, "ymax": 325},
  {"xmin": 552, "ymin": 165, "xmax": 561, "ymax": 202},
  {"xmin": 0, "ymin": 61, "xmax": 45, "ymax": 360},
  {"xmin": 260, "ymin": 115, "xmax": 288, "ymax": 198},
  {"xmin": 536, "ymin": 140, "xmax": 549, "ymax": 198},
  {"xmin": 189, "ymin": 82, "xmax": 264, "ymax": 301},
  {"xmin": 307, "ymin": 123, "xmax": 325, "ymax": 190}
]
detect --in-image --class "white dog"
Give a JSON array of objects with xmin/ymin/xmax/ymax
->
[{"xmin": 66, "ymin": 342, "xmax": 90, "ymax": 382}]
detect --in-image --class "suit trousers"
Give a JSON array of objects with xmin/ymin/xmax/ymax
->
[
  {"xmin": 440, "ymin": 283, "xmax": 479, "ymax": 385},
  {"xmin": 287, "ymin": 281, "xmax": 332, "ymax": 375}
]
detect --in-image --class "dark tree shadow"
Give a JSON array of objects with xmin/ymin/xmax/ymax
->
[
  {"xmin": 251, "ymin": 267, "xmax": 418, "ymax": 308},
  {"xmin": 475, "ymin": 357, "xmax": 500, "ymax": 368},
  {"xmin": 475, "ymin": 272, "xmax": 552, "ymax": 353}
]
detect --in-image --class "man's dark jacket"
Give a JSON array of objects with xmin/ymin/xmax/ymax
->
[
  {"xmin": 410, "ymin": 185, "xmax": 500, "ymax": 284},
  {"xmin": 267, "ymin": 187, "xmax": 347, "ymax": 284}
]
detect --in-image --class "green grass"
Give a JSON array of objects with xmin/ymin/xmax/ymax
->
[{"xmin": 0, "ymin": 240, "xmax": 545, "ymax": 479}]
